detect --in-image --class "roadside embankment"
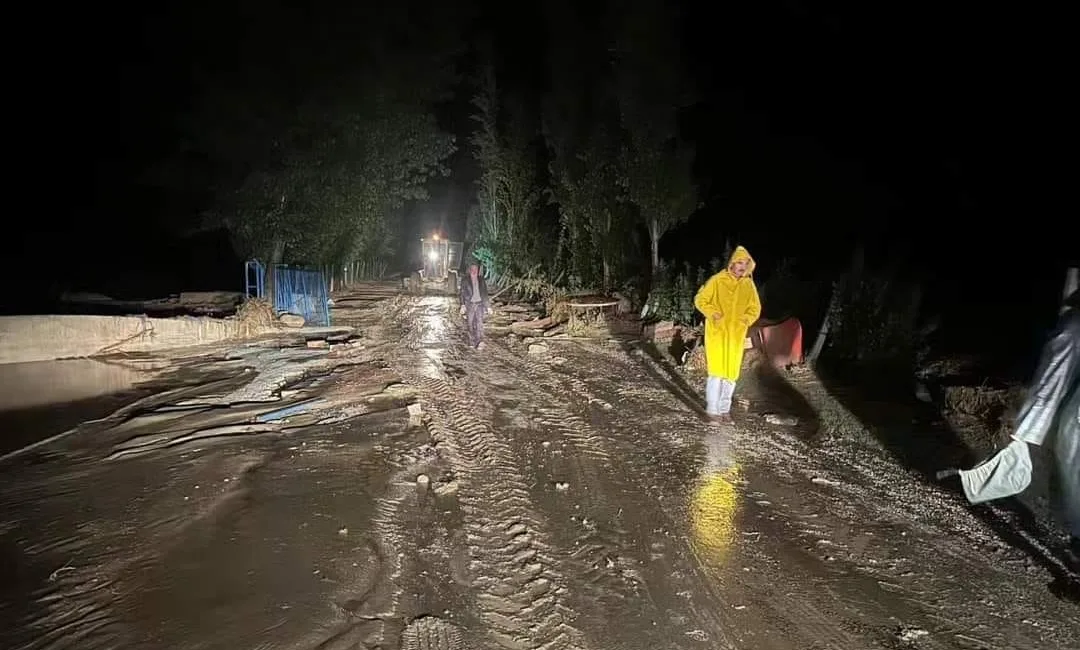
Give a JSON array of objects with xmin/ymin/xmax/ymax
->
[{"xmin": 0, "ymin": 314, "xmax": 277, "ymax": 365}]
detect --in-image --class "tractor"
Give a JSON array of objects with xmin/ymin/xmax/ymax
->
[{"xmin": 408, "ymin": 234, "xmax": 463, "ymax": 295}]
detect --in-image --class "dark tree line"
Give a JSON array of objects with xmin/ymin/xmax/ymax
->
[
  {"xmin": 471, "ymin": 0, "xmax": 700, "ymax": 294},
  {"xmin": 150, "ymin": 0, "xmax": 469, "ymax": 293},
  {"xmin": 147, "ymin": 0, "xmax": 700, "ymax": 300}
]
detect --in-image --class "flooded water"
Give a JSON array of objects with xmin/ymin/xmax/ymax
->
[
  {"xmin": 0, "ymin": 359, "xmax": 165, "ymax": 458},
  {"xmin": 0, "ymin": 358, "xmax": 162, "ymax": 412},
  {"xmin": 0, "ymin": 295, "xmax": 1077, "ymax": 650}
]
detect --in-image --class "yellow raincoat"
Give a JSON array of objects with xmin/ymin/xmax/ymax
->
[{"xmin": 694, "ymin": 246, "xmax": 761, "ymax": 381}]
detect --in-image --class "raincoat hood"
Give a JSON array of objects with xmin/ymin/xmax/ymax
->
[{"xmin": 727, "ymin": 246, "xmax": 756, "ymax": 276}]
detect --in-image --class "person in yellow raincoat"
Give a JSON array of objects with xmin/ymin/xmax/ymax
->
[{"xmin": 694, "ymin": 246, "xmax": 761, "ymax": 422}]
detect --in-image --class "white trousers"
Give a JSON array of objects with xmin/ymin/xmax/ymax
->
[{"xmin": 706, "ymin": 376, "xmax": 736, "ymax": 415}]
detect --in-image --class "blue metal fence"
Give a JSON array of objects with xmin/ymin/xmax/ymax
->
[
  {"xmin": 244, "ymin": 260, "xmax": 331, "ymax": 327},
  {"xmin": 245, "ymin": 260, "xmax": 265, "ymax": 299}
]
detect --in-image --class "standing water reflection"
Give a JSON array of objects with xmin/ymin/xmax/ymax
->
[{"xmin": 689, "ymin": 432, "xmax": 743, "ymax": 567}]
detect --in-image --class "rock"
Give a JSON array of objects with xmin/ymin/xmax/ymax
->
[
  {"xmin": 764, "ymin": 413, "xmax": 799, "ymax": 426},
  {"xmin": 306, "ymin": 339, "xmax": 330, "ymax": 349},
  {"xmin": 279, "ymin": 313, "xmax": 306, "ymax": 328},
  {"xmin": 895, "ymin": 625, "xmax": 929, "ymax": 644},
  {"xmin": 528, "ymin": 343, "xmax": 549, "ymax": 355},
  {"xmin": 511, "ymin": 316, "xmax": 554, "ymax": 331},
  {"xmin": 383, "ymin": 382, "xmax": 411, "ymax": 395},
  {"xmin": 642, "ymin": 320, "xmax": 679, "ymax": 341},
  {"xmin": 543, "ymin": 324, "xmax": 568, "ymax": 338},
  {"xmin": 498, "ymin": 303, "xmax": 533, "ymax": 313},
  {"xmin": 434, "ymin": 480, "xmax": 459, "ymax": 497},
  {"xmin": 407, "ymin": 402, "xmax": 423, "ymax": 426}
]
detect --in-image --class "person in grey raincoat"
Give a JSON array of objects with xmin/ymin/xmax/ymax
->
[
  {"xmin": 459, "ymin": 262, "xmax": 491, "ymax": 350},
  {"xmin": 956, "ymin": 289, "xmax": 1080, "ymax": 563}
]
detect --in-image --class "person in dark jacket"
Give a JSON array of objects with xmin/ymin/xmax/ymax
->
[{"xmin": 459, "ymin": 262, "xmax": 491, "ymax": 349}]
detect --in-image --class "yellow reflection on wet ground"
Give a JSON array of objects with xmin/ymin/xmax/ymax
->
[{"xmin": 689, "ymin": 433, "xmax": 743, "ymax": 568}]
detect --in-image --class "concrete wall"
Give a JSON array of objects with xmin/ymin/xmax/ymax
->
[{"xmin": 0, "ymin": 315, "xmax": 267, "ymax": 365}]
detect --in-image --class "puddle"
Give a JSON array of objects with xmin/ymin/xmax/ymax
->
[
  {"xmin": 414, "ymin": 296, "xmax": 453, "ymax": 379},
  {"xmin": 0, "ymin": 358, "xmax": 163, "ymax": 457},
  {"xmin": 0, "ymin": 358, "xmax": 159, "ymax": 412}
]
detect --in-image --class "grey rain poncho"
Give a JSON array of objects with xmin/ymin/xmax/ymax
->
[{"xmin": 959, "ymin": 305, "xmax": 1080, "ymax": 539}]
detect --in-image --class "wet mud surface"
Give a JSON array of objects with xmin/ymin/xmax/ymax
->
[{"xmin": 1, "ymin": 295, "xmax": 1077, "ymax": 650}]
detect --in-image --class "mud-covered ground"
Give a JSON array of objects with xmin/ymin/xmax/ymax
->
[{"xmin": 1, "ymin": 294, "xmax": 1077, "ymax": 650}]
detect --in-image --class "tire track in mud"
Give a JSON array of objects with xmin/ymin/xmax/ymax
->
[
  {"xmin": 491, "ymin": 345, "xmax": 699, "ymax": 506},
  {"xmin": 500, "ymin": 400, "xmax": 652, "ymax": 628},
  {"xmin": 479, "ymin": 345, "xmax": 740, "ymax": 649},
  {"xmin": 570, "ymin": 345, "xmax": 706, "ymax": 435},
  {"xmin": 394, "ymin": 304, "xmax": 896, "ymax": 649},
  {"xmin": 317, "ymin": 298, "xmax": 465, "ymax": 650},
  {"xmin": 401, "ymin": 615, "xmax": 466, "ymax": 650},
  {"xmin": 504, "ymin": 342, "xmax": 889, "ymax": 649},
  {"xmin": 386, "ymin": 299, "xmax": 591, "ymax": 650},
  {"xmin": 451, "ymin": 354, "xmax": 646, "ymax": 635},
  {"xmin": 579, "ymin": 347, "xmax": 1061, "ymax": 650},
  {"xmin": 479, "ymin": 352, "xmax": 613, "ymax": 464},
  {"xmin": 412, "ymin": 374, "xmax": 587, "ymax": 650},
  {"xmin": 572, "ymin": 350, "xmax": 881, "ymax": 649}
]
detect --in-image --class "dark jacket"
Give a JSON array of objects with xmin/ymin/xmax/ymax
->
[{"xmin": 460, "ymin": 272, "xmax": 488, "ymax": 308}]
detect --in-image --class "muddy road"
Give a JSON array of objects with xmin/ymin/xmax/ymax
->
[{"xmin": 1, "ymin": 295, "xmax": 1076, "ymax": 650}]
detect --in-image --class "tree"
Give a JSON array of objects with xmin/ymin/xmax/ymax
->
[
  {"xmin": 619, "ymin": 139, "xmax": 698, "ymax": 277},
  {"xmin": 547, "ymin": 126, "xmax": 630, "ymax": 293},
  {"xmin": 468, "ymin": 65, "xmax": 542, "ymax": 279},
  {"xmin": 609, "ymin": 0, "xmax": 699, "ymax": 278},
  {"xmin": 542, "ymin": 0, "xmax": 634, "ymax": 291},
  {"xmin": 153, "ymin": 0, "xmax": 465, "ymax": 296}
]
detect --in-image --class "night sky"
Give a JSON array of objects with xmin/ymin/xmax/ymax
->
[{"xmin": 8, "ymin": 1, "xmax": 1071, "ymax": 356}]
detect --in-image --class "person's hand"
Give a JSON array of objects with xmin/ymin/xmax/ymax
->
[
  {"xmin": 710, "ymin": 311, "xmax": 724, "ymax": 326},
  {"xmin": 459, "ymin": 305, "xmax": 466, "ymax": 317}
]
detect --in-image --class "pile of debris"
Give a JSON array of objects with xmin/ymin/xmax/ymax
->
[
  {"xmin": 331, "ymin": 281, "xmax": 402, "ymax": 304},
  {"xmin": 488, "ymin": 296, "xmax": 687, "ymax": 344},
  {"xmin": 60, "ymin": 290, "xmax": 244, "ymax": 316},
  {"xmin": 488, "ymin": 302, "xmax": 569, "ymax": 340}
]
